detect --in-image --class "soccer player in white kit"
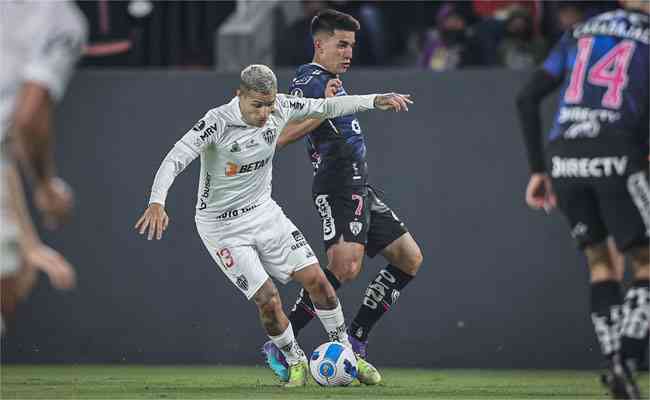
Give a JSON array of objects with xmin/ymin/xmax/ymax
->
[
  {"xmin": 0, "ymin": 1, "xmax": 86, "ymax": 332},
  {"xmin": 135, "ymin": 64, "xmax": 412, "ymax": 386}
]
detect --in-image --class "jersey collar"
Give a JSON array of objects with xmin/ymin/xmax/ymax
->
[{"xmin": 309, "ymin": 62, "xmax": 335, "ymax": 76}]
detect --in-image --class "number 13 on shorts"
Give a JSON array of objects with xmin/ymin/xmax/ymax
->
[{"xmin": 216, "ymin": 248, "xmax": 235, "ymax": 268}]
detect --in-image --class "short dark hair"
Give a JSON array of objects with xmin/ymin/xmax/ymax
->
[{"xmin": 310, "ymin": 9, "xmax": 360, "ymax": 37}]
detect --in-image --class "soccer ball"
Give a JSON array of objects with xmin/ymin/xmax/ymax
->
[{"xmin": 309, "ymin": 341, "xmax": 357, "ymax": 386}]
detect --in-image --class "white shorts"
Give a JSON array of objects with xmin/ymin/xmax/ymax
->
[
  {"xmin": 195, "ymin": 199, "xmax": 319, "ymax": 300},
  {"xmin": 0, "ymin": 161, "xmax": 19, "ymax": 278}
]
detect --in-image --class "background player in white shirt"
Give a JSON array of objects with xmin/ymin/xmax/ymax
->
[
  {"xmin": 134, "ymin": 64, "xmax": 412, "ymax": 386},
  {"xmin": 0, "ymin": 1, "xmax": 87, "ymax": 332}
]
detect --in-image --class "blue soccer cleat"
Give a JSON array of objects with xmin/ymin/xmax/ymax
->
[{"xmin": 262, "ymin": 341, "xmax": 289, "ymax": 382}]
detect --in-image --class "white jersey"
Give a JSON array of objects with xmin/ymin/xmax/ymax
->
[
  {"xmin": 149, "ymin": 93, "xmax": 376, "ymax": 222},
  {"xmin": 0, "ymin": 1, "xmax": 86, "ymax": 277},
  {"xmin": 0, "ymin": 1, "xmax": 87, "ymax": 143}
]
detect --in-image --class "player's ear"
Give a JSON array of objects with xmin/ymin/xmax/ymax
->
[{"xmin": 314, "ymin": 37, "xmax": 324, "ymax": 53}]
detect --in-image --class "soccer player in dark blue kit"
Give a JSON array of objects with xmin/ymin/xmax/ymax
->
[
  {"xmin": 262, "ymin": 9, "xmax": 423, "ymax": 385},
  {"xmin": 516, "ymin": 1, "xmax": 649, "ymax": 398}
]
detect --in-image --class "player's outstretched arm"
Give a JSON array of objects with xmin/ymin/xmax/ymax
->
[
  {"xmin": 286, "ymin": 92, "xmax": 413, "ymax": 122},
  {"xmin": 135, "ymin": 203, "xmax": 169, "ymax": 241},
  {"xmin": 277, "ymin": 119, "xmax": 323, "ymax": 150},
  {"xmin": 278, "ymin": 78, "xmax": 342, "ymax": 150},
  {"xmin": 373, "ymin": 93, "xmax": 412, "ymax": 112}
]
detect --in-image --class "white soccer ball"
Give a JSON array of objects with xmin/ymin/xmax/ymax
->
[{"xmin": 309, "ymin": 341, "xmax": 358, "ymax": 386}]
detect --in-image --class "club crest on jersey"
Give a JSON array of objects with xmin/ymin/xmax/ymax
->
[
  {"xmin": 236, "ymin": 275, "xmax": 249, "ymax": 291},
  {"xmin": 291, "ymin": 88, "xmax": 304, "ymax": 97},
  {"xmin": 349, "ymin": 221, "xmax": 363, "ymax": 236},
  {"xmin": 263, "ymin": 128, "xmax": 276, "ymax": 145},
  {"xmin": 192, "ymin": 119, "xmax": 206, "ymax": 132},
  {"xmin": 230, "ymin": 142, "xmax": 241, "ymax": 152}
]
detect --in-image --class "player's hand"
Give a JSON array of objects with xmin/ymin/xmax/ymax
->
[
  {"xmin": 134, "ymin": 203, "xmax": 169, "ymax": 240},
  {"xmin": 325, "ymin": 76, "xmax": 342, "ymax": 98},
  {"xmin": 22, "ymin": 242, "xmax": 76, "ymax": 290},
  {"xmin": 374, "ymin": 93, "xmax": 412, "ymax": 112},
  {"xmin": 525, "ymin": 173, "xmax": 557, "ymax": 212},
  {"xmin": 34, "ymin": 177, "xmax": 74, "ymax": 230}
]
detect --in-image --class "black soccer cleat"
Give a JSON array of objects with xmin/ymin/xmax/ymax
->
[{"xmin": 601, "ymin": 355, "xmax": 641, "ymax": 400}]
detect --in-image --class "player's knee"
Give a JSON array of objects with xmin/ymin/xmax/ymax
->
[
  {"xmin": 585, "ymin": 242, "xmax": 616, "ymax": 280},
  {"xmin": 330, "ymin": 258, "xmax": 362, "ymax": 283},
  {"xmin": 628, "ymin": 245, "xmax": 650, "ymax": 275},
  {"xmin": 401, "ymin": 246, "xmax": 423, "ymax": 276}
]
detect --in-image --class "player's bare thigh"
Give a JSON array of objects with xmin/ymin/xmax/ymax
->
[
  {"xmin": 585, "ymin": 241, "xmax": 617, "ymax": 282},
  {"xmin": 380, "ymin": 232, "xmax": 423, "ymax": 276},
  {"xmin": 627, "ymin": 245, "xmax": 649, "ymax": 279}
]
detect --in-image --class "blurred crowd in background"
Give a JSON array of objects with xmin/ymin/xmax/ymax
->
[{"xmin": 79, "ymin": 0, "xmax": 620, "ymax": 70}]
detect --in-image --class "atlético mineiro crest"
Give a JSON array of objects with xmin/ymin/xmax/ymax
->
[
  {"xmin": 236, "ymin": 275, "xmax": 248, "ymax": 291},
  {"xmin": 263, "ymin": 129, "xmax": 276, "ymax": 145},
  {"xmin": 349, "ymin": 221, "xmax": 363, "ymax": 236}
]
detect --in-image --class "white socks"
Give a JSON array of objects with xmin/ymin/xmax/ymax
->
[
  {"xmin": 268, "ymin": 323, "xmax": 306, "ymax": 365},
  {"xmin": 315, "ymin": 302, "xmax": 352, "ymax": 349}
]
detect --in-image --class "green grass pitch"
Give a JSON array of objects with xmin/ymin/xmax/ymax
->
[{"xmin": 1, "ymin": 365, "xmax": 648, "ymax": 399}]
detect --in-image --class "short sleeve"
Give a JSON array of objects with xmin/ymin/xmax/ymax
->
[{"xmin": 23, "ymin": 3, "xmax": 87, "ymax": 102}]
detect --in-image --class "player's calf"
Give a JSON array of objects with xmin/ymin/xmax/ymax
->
[
  {"xmin": 618, "ymin": 246, "xmax": 649, "ymax": 373},
  {"xmin": 288, "ymin": 266, "xmax": 342, "ymax": 336},
  {"xmin": 349, "ymin": 264, "xmax": 414, "ymax": 347}
]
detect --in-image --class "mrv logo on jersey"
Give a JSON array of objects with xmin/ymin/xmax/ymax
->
[
  {"xmin": 551, "ymin": 156, "xmax": 628, "ymax": 178},
  {"xmin": 225, "ymin": 156, "xmax": 271, "ymax": 176},
  {"xmin": 192, "ymin": 119, "xmax": 219, "ymax": 141}
]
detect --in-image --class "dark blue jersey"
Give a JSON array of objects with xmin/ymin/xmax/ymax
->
[
  {"xmin": 288, "ymin": 63, "xmax": 367, "ymax": 192},
  {"xmin": 542, "ymin": 9, "xmax": 649, "ymax": 142}
]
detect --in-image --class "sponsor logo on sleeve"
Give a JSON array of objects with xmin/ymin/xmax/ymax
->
[
  {"xmin": 192, "ymin": 119, "xmax": 206, "ymax": 132},
  {"xmin": 198, "ymin": 122, "xmax": 219, "ymax": 141}
]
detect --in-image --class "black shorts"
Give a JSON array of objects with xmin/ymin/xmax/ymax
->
[
  {"xmin": 549, "ymin": 139, "xmax": 650, "ymax": 251},
  {"xmin": 313, "ymin": 186, "xmax": 408, "ymax": 257}
]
